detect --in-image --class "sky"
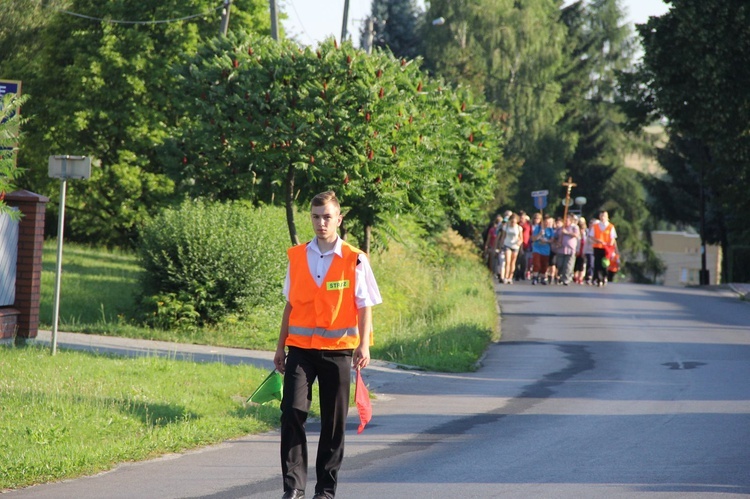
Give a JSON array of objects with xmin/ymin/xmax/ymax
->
[{"xmin": 280, "ymin": 0, "xmax": 670, "ymax": 48}]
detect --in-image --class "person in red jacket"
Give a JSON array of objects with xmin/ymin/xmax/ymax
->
[
  {"xmin": 274, "ymin": 191, "xmax": 382, "ymax": 499},
  {"xmin": 518, "ymin": 211, "xmax": 532, "ymax": 280}
]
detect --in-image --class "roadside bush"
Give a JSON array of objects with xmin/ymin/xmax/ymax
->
[{"xmin": 137, "ymin": 201, "xmax": 289, "ymax": 327}]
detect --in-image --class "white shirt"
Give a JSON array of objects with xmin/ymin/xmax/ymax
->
[
  {"xmin": 282, "ymin": 237, "xmax": 383, "ymax": 309},
  {"xmin": 501, "ymin": 224, "xmax": 521, "ymax": 250}
]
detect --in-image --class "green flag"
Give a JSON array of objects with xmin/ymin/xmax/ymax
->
[{"xmin": 247, "ymin": 369, "xmax": 283, "ymax": 404}]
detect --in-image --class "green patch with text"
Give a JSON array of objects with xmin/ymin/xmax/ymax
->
[{"xmin": 326, "ymin": 280, "xmax": 350, "ymax": 291}]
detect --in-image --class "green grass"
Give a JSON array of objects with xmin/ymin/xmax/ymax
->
[
  {"xmin": 39, "ymin": 231, "xmax": 499, "ymax": 371},
  {"xmin": 0, "ymin": 345, "xmax": 312, "ymax": 490},
  {"xmin": 39, "ymin": 242, "xmax": 284, "ymax": 347},
  {"xmin": 40, "ymin": 243, "xmax": 145, "ymax": 336},
  {"xmin": 371, "ymin": 230, "xmax": 499, "ymax": 372}
]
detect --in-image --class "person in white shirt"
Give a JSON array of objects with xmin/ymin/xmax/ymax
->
[
  {"xmin": 274, "ymin": 191, "xmax": 382, "ymax": 499},
  {"xmin": 498, "ymin": 213, "xmax": 521, "ymax": 284}
]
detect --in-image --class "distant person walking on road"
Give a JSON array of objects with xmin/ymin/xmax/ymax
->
[
  {"xmin": 531, "ymin": 215, "xmax": 555, "ymax": 285},
  {"xmin": 583, "ymin": 217, "xmax": 598, "ymax": 284},
  {"xmin": 557, "ymin": 213, "xmax": 580, "ymax": 285},
  {"xmin": 573, "ymin": 217, "xmax": 589, "ymax": 284},
  {"xmin": 519, "ymin": 212, "xmax": 532, "ymax": 280},
  {"xmin": 483, "ymin": 214, "xmax": 503, "ymax": 273},
  {"xmin": 499, "ymin": 213, "xmax": 522, "ymax": 284},
  {"xmin": 274, "ymin": 191, "xmax": 383, "ymax": 499},
  {"xmin": 590, "ymin": 210, "xmax": 617, "ymax": 287}
]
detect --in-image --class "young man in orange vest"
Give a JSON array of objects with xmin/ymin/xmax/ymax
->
[
  {"xmin": 274, "ymin": 191, "xmax": 382, "ymax": 499},
  {"xmin": 590, "ymin": 210, "xmax": 618, "ymax": 287}
]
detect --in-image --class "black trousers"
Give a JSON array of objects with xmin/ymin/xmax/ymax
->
[
  {"xmin": 593, "ymin": 247, "xmax": 607, "ymax": 283},
  {"xmin": 281, "ymin": 346, "xmax": 352, "ymax": 497}
]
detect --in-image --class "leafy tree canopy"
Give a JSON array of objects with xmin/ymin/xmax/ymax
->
[
  {"xmin": 0, "ymin": 0, "xmax": 270, "ymax": 245},
  {"xmin": 634, "ymin": 0, "xmax": 750, "ymax": 248},
  {"xmin": 361, "ymin": 0, "xmax": 424, "ymax": 60},
  {"xmin": 166, "ymin": 33, "xmax": 503, "ymax": 251}
]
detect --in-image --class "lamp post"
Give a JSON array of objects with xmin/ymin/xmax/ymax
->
[{"xmin": 574, "ymin": 196, "xmax": 587, "ymax": 216}]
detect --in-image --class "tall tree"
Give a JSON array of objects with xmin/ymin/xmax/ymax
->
[
  {"xmin": 169, "ymin": 34, "xmax": 502, "ymax": 252},
  {"xmin": 0, "ymin": 0, "xmax": 71, "ymax": 74},
  {"xmin": 632, "ymin": 0, "xmax": 750, "ymax": 270},
  {"xmin": 419, "ymin": 0, "xmax": 487, "ymax": 92},
  {"xmin": 0, "ymin": 0, "xmax": 270, "ymax": 245},
  {"xmin": 551, "ymin": 0, "xmax": 650, "ymax": 254},
  {"xmin": 361, "ymin": 0, "xmax": 424, "ymax": 59},
  {"xmin": 421, "ymin": 0, "xmax": 567, "ymax": 209}
]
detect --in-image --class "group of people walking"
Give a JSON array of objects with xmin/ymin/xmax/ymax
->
[{"xmin": 484, "ymin": 209, "xmax": 619, "ymax": 287}]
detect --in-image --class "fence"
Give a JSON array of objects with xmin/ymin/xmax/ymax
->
[{"xmin": 0, "ymin": 210, "xmax": 19, "ymax": 306}]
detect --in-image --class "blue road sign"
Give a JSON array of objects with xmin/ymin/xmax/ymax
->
[
  {"xmin": 531, "ymin": 190, "xmax": 549, "ymax": 210},
  {"xmin": 0, "ymin": 80, "xmax": 21, "ymax": 100}
]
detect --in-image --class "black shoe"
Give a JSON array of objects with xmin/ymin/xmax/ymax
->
[
  {"xmin": 313, "ymin": 494, "xmax": 333, "ymax": 499},
  {"xmin": 282, "ymin": 490, "xmax": 305, "ymax": 499}
]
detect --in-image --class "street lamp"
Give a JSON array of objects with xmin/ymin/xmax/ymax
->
[
  {"xmin": 574, "ymin": 196, "xmax": 587, "ymax": 215},
  {"xmin": 48, "ymin": 155, "xmax": 92, "ymax": 355}
]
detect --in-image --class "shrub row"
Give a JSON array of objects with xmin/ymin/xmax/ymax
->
[{"xmin": 137, "ymin": 201, "xmax": 291, "ymax": 328}]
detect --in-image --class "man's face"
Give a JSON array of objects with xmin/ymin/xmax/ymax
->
[{"xmin": 311, "ymin": 202, "xmax": 342, "ymax": 242}]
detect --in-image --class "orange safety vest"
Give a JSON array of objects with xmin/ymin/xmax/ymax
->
[
  {"xmin": 593, "ymin": 222, "xmax": 614, "ymax": 249},
  {"xmin": 286, "ymin": 241, "xmax": 362, "ymax": 350}
]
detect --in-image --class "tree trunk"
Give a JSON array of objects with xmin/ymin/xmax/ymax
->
[
  {"xmin": 363, "ymin": 224, "xmax": 372, "ymax": 254},
  {"xmin": 285, "ymin": 164, "xmax": 299, "ymax": 246}
]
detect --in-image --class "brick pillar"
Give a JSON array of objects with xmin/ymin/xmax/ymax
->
[{"xmin": 5, "ymin": 190, "xmax": 49, "ymax": 341}]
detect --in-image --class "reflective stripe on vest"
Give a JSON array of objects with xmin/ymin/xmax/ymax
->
[
  {"xmin": 288, "ymin": 325, "xmax": 358, "ymax": 339},
  {"xmin": 286, "ymin": 240, "xmax": 362, "ymax": 350}
]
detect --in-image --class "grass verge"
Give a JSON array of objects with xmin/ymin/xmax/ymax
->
[
  {"xmin": 0, "ymin": 345, "xmax": 312, "ymax": 490},
  {"xmin": 39, "ymin": 229, "xmax": 499, "ymax": 372}
]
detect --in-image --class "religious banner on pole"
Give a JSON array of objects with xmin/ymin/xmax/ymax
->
[
  {"xmin": 531, "ymin": 189, "xmax": 548, "ymax": 218},
  {"xmin": 531, "ymin": 190, "xmax": 548, "ymax": 211},
  {"xmin": 561, "ymin": 177, "xmax": 577, "ymax": 220}
]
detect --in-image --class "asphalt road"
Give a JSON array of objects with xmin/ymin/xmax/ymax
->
[{"xmin": 7, "ymin": 282, "xmax": 750, "ymax": 498}]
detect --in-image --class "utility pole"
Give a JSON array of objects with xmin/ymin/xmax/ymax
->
[
  {"xmin": 341, "ymin": 0, "xmax": 350, "ymax": 43},
  {"xmin": 364, "ymin": 17, "xmax": 375, "ymax": 54},
  {"xmin": 220, "ymin": 0, "xmax": 231, "ymax": 36},
  {"xmin": 269, "ymin": 0, "xmax": 279, "ymax": 41},
  {"xmin": 699, "ymin": 162, "xmax": 709, "ymax": 285}
]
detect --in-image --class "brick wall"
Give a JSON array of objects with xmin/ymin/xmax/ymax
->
[{"xmin": 2, "ymin": 190, "xmax": 49, "ymax": 341}]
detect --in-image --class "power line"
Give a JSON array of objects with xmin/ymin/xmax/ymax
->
[
  {"xmin": 284, "ymin": 0, "xmax": 315, "ymax": 45},
  {"xmin": 42, "ymin": 2, "xmax": 224, "ymax": 25}
]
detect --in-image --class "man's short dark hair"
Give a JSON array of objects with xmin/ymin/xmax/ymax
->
[{"xmin": 311, "ymin": 191, "xmax": 340, "ymax": 210}]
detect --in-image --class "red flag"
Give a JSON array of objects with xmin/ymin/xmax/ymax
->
[{"xmin": 355, "ymin": 369, "xmax": 372, "ymax": 434}]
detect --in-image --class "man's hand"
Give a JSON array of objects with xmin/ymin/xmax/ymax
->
[
  {"xmin": 353, "ymin": 345, "xmax": 370, "ymax": 370},
  {"xmin": 274, "ymin": 347, "xmax": 287, "ymax": 374}
]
